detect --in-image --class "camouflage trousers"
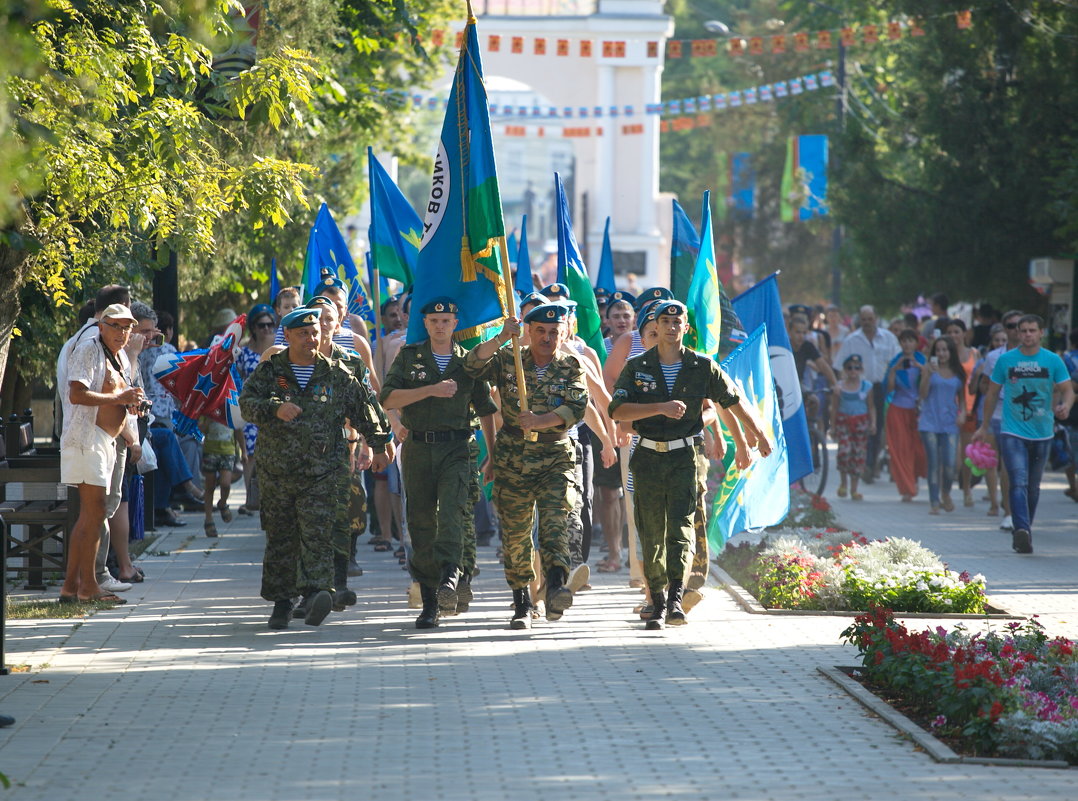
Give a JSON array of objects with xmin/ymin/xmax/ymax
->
[
  {"xmin": 566, "ymin": 433, "xmax": 594, "ymax": 567},
  {"xmin": 460, "ymin": 437, "xmax": 482, "ymax": 575},
  {"xmin": 259, "ymin": 469, "xmax": 336, "ymax": 601},
  {"xmin": 492, "ymin": 436, "xmax": 575, "ymax": 589},
  {"xmin": 331, "ymin": 466, "xmax": 366, "ymax": 557},
  {"xmin": 629, "ymin": 444, "xmax": 706, "ymax": 594},
  {"xmin": 349, "ymin": 469, "xmax": 366, "ymax": 551},
  {"xmin": 402, "ymin": 438, "xmax": 473, "ymax": 589}
]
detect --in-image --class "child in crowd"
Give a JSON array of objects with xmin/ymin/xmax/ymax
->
[
  {"xmin": 918, "ymin": 336, "xmax": 967, "ymax": 515},
  {"xmin": 198, "ymin": 414, "xmax": 243, "ymax": 537},
  {"xmin": 831, "ymin": 354, "xmax": 876, "ymax": 501}
]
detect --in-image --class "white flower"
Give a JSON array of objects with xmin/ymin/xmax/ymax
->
[
  {"xmin": 916, "ymin": 581, "xmax": 930, "ymax": 592},
  {"xmin": 943, "ymin": 598, "xmax": 953, "ymax": 605}
]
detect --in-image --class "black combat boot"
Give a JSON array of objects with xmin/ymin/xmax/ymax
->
[
  {"xmin": 416, "ymin": 585, "xmax": 440, "ymax": 629},
  {"xmin": 666, "ymin": 580, "xmax": 687, "ymax": 626},
  {"xmin": 645, "ymin": 589, "xmax": 667, "ymax": 630},
  {"xmin": 292, "ymin": 595, "xmax": 307, "ymax": 619},
  {"xmin": 545, "ymin": 566, "xmax": 574, "ymax": 621},
  {"xmin": 303, "ymin": 589, "xmax": 333, "ymax": 626},
  {"xmin": 333, "ymin": 554, "xmax": 358, "ymax": 611},
  {"xmin": 456, "ymin": 572, "xmax": 474, "ymax": 613},
  {"xmin": 437, "ymin": 564, "xmax": 462, "ymax": 616},
  {"xmin": 510, "ymin": 588, "xmax": 533, "ymax": 630},
  {"xmin": 268, "ymin": 599, "xmax": 293, "ymax": 630}
]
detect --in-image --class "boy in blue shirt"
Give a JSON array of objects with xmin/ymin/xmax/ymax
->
[{"xmin": 975, "ymin": 315, "xmax": 1074, "ymax": 554}]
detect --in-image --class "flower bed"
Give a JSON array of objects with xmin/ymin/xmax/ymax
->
[
  {"xmin": 842, "ymin": 608, "xmax": 1078, "ymax": 763},
  {"xmin": 716, "ymin": 531, "xmax": 988, "ymax": 614},
  {"xmin": 776, "ymin": 488, "xmax": 837, "ymax": 529}
]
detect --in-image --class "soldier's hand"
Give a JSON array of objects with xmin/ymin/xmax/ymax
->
[
  {"xmin": 277, "ymin": 402, "xmax": 302, "ymax": 421},
  {"xmin": 704, "ymin": 429, "xmax": 725, "ymax": 462},
  {"xmin": 517, "ymin": 410, "xmax": 542, "ymax": 430},
  {"xmin": 500, "ymin": 317, "xmax": 521, "ymax": 341},
  {"xmin": 755, "ymin": 434, "xmax": 773, "ymax": 458},
  {"xmin": 371, "ymin": 447, "xmax": 391, "ymax": 472},
  {"xmin": 481, "ymin": 455, "xmax": 494, "ymax": 484},
  {"xmin": 430, "ymin": 379, "xmax": 457, "ymax": 398},
  {"xmin": 615, "ymin": 428, "xmax": 632, "ymax": 448},
  {"xmin": 662, "ymin": 400, "xmax": 687, "ymax": 419},
  {"xmin": 354, "ymin": 441, "xmax": 372, "ymax": 472}
]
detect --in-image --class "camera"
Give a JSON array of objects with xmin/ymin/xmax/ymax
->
[{"xmin": 136, "ymin": 399, "xmax": 153, "ymax": 414}]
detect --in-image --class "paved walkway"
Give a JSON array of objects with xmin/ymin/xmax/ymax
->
[{"xmin": 0, "ymin": 460, "xmax": 1075, "ymax": 800}]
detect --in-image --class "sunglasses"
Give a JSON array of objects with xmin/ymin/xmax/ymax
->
[
  {"xmin": 846, "ymin": 365, "xmax": 863, "ymax": 371},
  {"xmin": 1004, "ymin": 322, "xmax": 1019, "ymax": 329},
  {"xmin": 255, "ymin": 322, "xmax": 276, "ymax": 330},
  {"xmin": 100, "ymin": 320, "xmax": 134, "ymax": 333}
]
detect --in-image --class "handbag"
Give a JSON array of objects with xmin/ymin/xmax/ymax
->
[{"xmin": 137, "ymin": 436, "xmax": 158, "ymax": 474}]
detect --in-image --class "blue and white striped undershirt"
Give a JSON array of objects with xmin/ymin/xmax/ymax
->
[
  {"xmin": 432, "ymin": 352, "xmax": 452, "ymax": 373},
  {"xmin": 660, "ymin": 361, "xmax": 682, "ymax": 394},
  {"xmin": 290, "ymin": 363, "xmax": 315, "ymax": 388},
  {"xmin": 534, "ymin": 364, "xmax": 548, "ymax": 381}
]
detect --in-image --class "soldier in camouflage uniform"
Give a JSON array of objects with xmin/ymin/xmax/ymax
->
[
  {"xmin": 381, "ymin": 297, "xmax": 497, "ymax": 629},
  {"xmin": 610, "ymin": 300, "xmax": 771, "ymax": 630},
  {"xmin": 464, "ymin": 303, "xmax": 588, "ymax": 629},
  {"xmin": 239, "ymin": 306, "xmax": 392, "ymax": 630}
]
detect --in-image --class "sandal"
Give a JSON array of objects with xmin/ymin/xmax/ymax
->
[
  {"xmin": 393, "ymin": 546, "xmax": 405, "ymax": 559},
  {"xmin": 837, "ymin": 486, "xmax": 848, "ymax": 498},
  {"xmin": 851, "ymin": 492, "xmax": 864, "ymax": 501},
  {"xmin": 118, "ymin": 570, "xmax": 144, "ymax": 583},
  {"xmin": 80, "ymin": 593, "xmax": 127, "ymax": 604},
  {"xmin": 204, "ymin": 521, "xmax": 218, "ymax": 538},
  {"xmin": 372, "ymin": 539, "xmax": 391, "ymax": 552},
  {"xmin": 217, "ymin": 502, "xmax": 233, "ymax": 523},
  {"xmin": 987, "ymin": 505, "xmax": 999, "ymax": 517},
  {"xmin": 597, "ymin": 559, "xmax": 621, "ymax": 573}
]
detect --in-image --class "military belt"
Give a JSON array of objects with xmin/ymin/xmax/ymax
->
[
  {"xmin": 637, "ymin": 435, "xmax": 703, "ymax": 453},
  {"xmin": 501, "ymin": 424, "xmax": 569, "ymax": 443},
  {"xmin": 409, "ymin": 429, "xmax": 473, "ymax": 444}
]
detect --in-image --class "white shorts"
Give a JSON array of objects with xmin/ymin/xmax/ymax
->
[{"xmin": 61, "ymin": 425, "xmax": 118, "ymax": 488}]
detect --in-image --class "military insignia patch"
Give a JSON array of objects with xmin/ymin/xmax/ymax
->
[{"xmin": 613, "ymin": 388, "xmax": 628, "ymax": 399}]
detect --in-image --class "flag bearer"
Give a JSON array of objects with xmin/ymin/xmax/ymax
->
[
  {"xmin": 381, "ymin": 297, "xmax": 498, "ymax": 628},
  {"xmin": 464, "ymin": 303, "xmax": 589, "ymax": 629}
]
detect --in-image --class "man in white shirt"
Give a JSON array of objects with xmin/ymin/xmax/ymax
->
[{"xmin": 833, "ymin": 305, "xmax": 900, "ymax": 482}]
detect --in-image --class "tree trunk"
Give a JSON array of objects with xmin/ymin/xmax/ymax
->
[{"xmin": 0, "ymin": 243, "xmax": 30, "ymax": 395}]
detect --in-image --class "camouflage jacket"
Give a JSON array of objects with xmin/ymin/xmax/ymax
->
[
  {"xmin": 381, "ymin": 340, "xmax": 497, "ymax": 432},
  {"xmin": 609, "ymin": 346, "xmax": 740, "ymax": 440},
  {"xmin": 464, "ymin": 344, "xmax": 587, "ymax": 432},
  {"xmin": 239, "ymin": 349, "xmax": 390, "ymax": 478}
]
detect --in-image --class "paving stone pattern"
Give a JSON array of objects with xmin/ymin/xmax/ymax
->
[{"xmin": 0, "ymin": 462, "xmax": 1075, "ymax": 800}]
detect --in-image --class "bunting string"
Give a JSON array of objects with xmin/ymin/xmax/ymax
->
[{"xmin": 414, "ymin": 10, "xmax": 972, "ymax": 61}]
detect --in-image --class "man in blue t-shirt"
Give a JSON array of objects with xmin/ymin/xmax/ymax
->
[{"xmin": 975, "ymin": 315, "xmax": 1074, "ymax": 554}]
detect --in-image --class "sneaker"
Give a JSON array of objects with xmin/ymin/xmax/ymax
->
[
  {"xmin": 567, "ymin": 564, "xmax": 590, "ymax": 594},
  {"xmin": 99, "ymin": 576, "xmax": 132, "ymax": 593},
  {"xmin": 1000, "ymin": 515, "xmax": 1013, "ymax": 532},
  {"xmin": 1012, "ymin": 529, "xmax": 1033, "ymax": 554}
]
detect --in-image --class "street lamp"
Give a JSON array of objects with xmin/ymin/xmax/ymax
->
[{"xmin": 804, "ymin": 0, "xmax": 846, "ymax": 305}]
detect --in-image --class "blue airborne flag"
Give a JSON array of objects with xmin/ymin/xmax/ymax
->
[
  {"xmin": 406, "ymin": 16, "xmax": 511, "ymax": 345},
  {"xmin": 685, "ymin": 191, "xmax": 721, "ymax": 357},
  {"xmin": 554, "ymin": 172, "xmax": 605, "ymax": 361},
  {"xmin": 302, "ymin": 202, "xmax": 360, "ymax": 301},
  {"xmin": 707, "ymin": 324, "xmax": 790, "ymax": 549},
  {"xmin": 595, "ymin": 217, "xmax": 616, "ymax": 295},
  {"xmin": 368, "ymin": 147, "xmax": 422, "ymax": 287},
  {"xmin": 670, "ymin": 199, "xmax": 699, "ymax": 303},
  {"xmin": 731, "ymin": 272, "xmax": 813, "ymax": 483},
  {"xmin": 514, "ymin": 214, "xmax": 534, "ymax": 297},
  {"xmin": 269, "ymin": 257, "xmax": 279, "ymax": 303}
]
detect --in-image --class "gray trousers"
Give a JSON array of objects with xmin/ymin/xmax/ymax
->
[{"xmin": 97, "ymin": 439, "xmax": 127, "ymax": 582}]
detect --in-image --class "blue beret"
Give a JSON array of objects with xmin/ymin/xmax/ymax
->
[
  {"xmin": 420, "ymin": 297, "xmax": 459, "ymax": 316},
  {"xmin": 636, "ymin": 287, "xmax": 673, "ymax": 309},
  {"xmin": 306, "ymin": 296, "xmax": 335, "ymax": 311},
  {"xmin": 519, "ymin": 292, "xmax": 546, "ymax": 310},
  {"xmin": 281, "ymin": 307, "xmax": 321, "ymax": 329},
  {"xmin": 313, "ymin": 268, "xmax": 346, "ymax": 295},
  {"xmin": 594, "ymin": 287, "xmax": 611, "ymax": 300},
  {"xmin": 247, "ymin": 303, "xmax": 275, "ymax": 327},
  {"xmin": 637, "ymin": 307, "xmax": 658, "ymax": 332},
  {"xmin": 610, "ymin": 290, "xmax": 636, "ymax": 306},
  {"xmin": 539, "ymin": 283, "xmax": 571, "ymax": 300},
  {"xmin": 523, "ymin": 303, "xmax": 570, "ymax": 324},
  {"xmin": 654, "ymin": 300, "xmax": 688, "ymax": 318}
]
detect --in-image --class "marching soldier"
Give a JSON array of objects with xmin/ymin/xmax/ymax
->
[
  {"xmin": 609, "ymin": 300, "xmax": 771, "ymax": 630},
  {"xmin": 464, "ymin": 303, "xmax": 588, "ymax": 629},
  {"xmin": 380, "ymin": 297, "xmax": 498, "ymax": 629},
  {"xmin": 239, "ymin": 306, "xmax": 392, "ymax": 630}
]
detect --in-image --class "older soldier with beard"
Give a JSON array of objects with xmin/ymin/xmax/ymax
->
[{"xmin": 464, "ymin": 303, "xmax": 588, "ymax": 629}]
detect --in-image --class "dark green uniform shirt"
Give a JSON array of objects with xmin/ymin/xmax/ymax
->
[
  {"xmin": 609, "ymin": 346, "xmax": 740, "ymax": 440},
  {"xmin": 464, "ymin": 345, "xmax": 588, "ymax": 431},
  {"xmin": 380, "ymin": 340, "xmax": 497, "ymax": 431},
  {"xmin": 239, "ymin": 349, "xmax": 391, "ymax": 478}
]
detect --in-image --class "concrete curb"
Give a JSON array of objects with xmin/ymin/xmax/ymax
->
[
  {"xmin": 818, "ymin": 665, "xmax": 1071, "ymax": 770},
  {"xmin": 712, "ymin": 563, "xmax": 1023, "ymax": 620}
]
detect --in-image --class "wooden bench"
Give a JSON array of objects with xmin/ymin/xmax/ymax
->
[{"xmin": 0, "ymin": 429, "xmax": 77, "ymax": 591}]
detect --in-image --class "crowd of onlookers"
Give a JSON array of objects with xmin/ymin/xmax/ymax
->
[{"xmin": 785, "ymin": 295, "xmax": 1078, "ymax": 546}]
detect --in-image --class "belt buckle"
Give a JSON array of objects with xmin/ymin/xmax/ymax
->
[
  {"xmin": 654, "ymin": 440, "xmax": 668, "ymax": 453},
  {"xmin": 424, "ymin": 431, "xmax": 436, "ymax": 443}
]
